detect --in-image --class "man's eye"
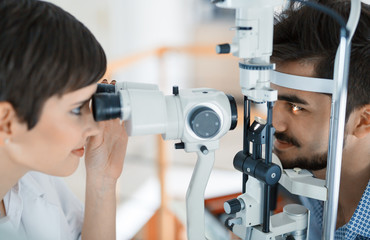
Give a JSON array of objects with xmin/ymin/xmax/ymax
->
[{"xmin": 291, "ymin": 104, "xmax": 303, "ymax": 112}]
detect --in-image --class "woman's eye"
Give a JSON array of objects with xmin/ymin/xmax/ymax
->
[{"xmin": 71, "ymin": 106, "xmax": 82, "ymax": 116}]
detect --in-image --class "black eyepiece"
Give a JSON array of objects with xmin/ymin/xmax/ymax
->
[
  {"xmin": 96, "ymin": 83, "xmax": 116, "ymax": 93},
  {"xmin": 92, "ymin": 93, "xmax": 121, "ymax": 121}
]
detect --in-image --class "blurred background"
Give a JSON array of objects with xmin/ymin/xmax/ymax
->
[{"xmin": 45, "ymin": 0, "xmax": 370, "ymax": 239}]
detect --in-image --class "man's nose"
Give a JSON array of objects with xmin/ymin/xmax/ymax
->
[{"xmin": 272, "ymin": 102, "xmax": 288, "ymax": 133}]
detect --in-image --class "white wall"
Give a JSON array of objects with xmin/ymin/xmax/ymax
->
[
  {"xmin": 47, "ymin": 0, "xmax": 196, "ymax": 93},
  {"xmin": 47, "ymin": 0, "xmax": 193, "ymax": 58}
]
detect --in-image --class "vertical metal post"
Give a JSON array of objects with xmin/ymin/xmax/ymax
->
[
  {"xmin": 262, "ymin": 101, "xmax": 275, "ymax": 233},
  {"xmin": 265, "ymin": 101, "xmax": 274, "ymax": 166},
  {"xmin": 243, "ymin": 96, "xmax": 251, "ymax": 193},
  {"xmin": 323, "ymin": 32, "xmax": 351, "ymax": 240}
]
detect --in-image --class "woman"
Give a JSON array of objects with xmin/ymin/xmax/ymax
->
[{"xmin": 0, "ymin": 0, "xmax": 128, "ymax": 239}]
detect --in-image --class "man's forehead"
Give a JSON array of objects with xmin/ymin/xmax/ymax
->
[
  {"xmin": 272, "ymin": 83, "xmax": 311, "ymax": 99},
  {"xmin": 270, "ymin": 70, "xmax": 334, "ymax": 94},
  {"xmin": 271, "ymin": 83, "xmax": 330, "ymax": 105}
]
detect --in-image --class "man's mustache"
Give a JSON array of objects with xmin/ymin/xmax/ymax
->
[{"xmin": 274, "ymin": 132, "xmax": 301, "ymax": 147}]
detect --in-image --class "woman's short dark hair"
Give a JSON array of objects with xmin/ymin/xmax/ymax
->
[
  {"xmin": 272, "ymin": 0, "xmax": 370, "ymax": 120},
  {"xmin": 0, "ymin": 0, "xmax": 107, "ymax": 129}
]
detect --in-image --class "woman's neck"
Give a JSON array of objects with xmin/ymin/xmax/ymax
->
[
  {"xmin": 0, "ymin": 199, "xmax": 6, "ymax": 217},
  {"xmin": 0, "ymin": 151, "xmax": 28, "ymax": 201}
]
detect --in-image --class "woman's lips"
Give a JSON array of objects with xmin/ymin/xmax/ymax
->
[
  {"xmin": 71, "ymin": 147, "xmax": 85, "ymax": 157},
  {"xmin": 274, "ymin": 139, "xmax": 295, "ymax": 150}
]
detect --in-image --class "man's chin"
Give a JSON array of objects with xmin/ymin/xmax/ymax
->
[{"xmin": 276, "ymin": 152, "xmax": 328, "ymax": 171}]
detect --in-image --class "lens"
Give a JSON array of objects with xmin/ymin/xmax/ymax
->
[
  {"xmin": 189, "ymin": 107, "xmax": 221, "ymax": 139},
  {"xmin": 92, "ymin": 93, "xmax": 121, "ymax": 121}
]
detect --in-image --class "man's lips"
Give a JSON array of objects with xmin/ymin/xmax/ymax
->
[
  {"xmin": 274, "ymin": 139, "xmax": 295, "ymax": 150},
  {"xmin": 71, "ymin": 147, "xmax": 85, "ymax": 157}
]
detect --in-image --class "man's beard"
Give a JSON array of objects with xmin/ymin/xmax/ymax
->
[
  {"xmin": 274, "ymin": 131, "xmax": 328, "ymax": 171},
  {"xmin": 274, "ymin": 148, "xmax": 328, "ymax": 170}
]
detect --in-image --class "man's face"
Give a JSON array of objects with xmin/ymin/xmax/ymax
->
[{"xmin": 272, "ymin": 62, "xmax": 332, "ymax": 170}]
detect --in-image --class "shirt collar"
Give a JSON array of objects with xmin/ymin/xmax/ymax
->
[
  {"xmin": 19, "ymin": 172, "xmax": 46, "ymax": 198},
  {"xmin": 346, "ymin": 180, "xmax": 370, "ymax": 237}
]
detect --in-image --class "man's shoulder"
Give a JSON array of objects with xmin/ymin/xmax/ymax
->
[{"xmin": 345, "ymin": 180, "xmax": 370, "ymax": 238}]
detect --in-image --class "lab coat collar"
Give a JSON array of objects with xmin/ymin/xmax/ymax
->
[
  {"xmin": 4, "ymin": 172, "xmax": 61, "ymax": 240},
  {"xmin": 4, "ymin": 171, "xmax": 48, "ymax": 231}
]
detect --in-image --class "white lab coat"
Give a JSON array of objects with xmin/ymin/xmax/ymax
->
[{"xmin": 0, "ymin": 171, "xmax": 84, "ymax": 240}]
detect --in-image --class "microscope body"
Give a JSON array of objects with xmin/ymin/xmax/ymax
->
[
  {"xmin": 100, "ymin": 81, "xmax": 236, "ymax": 143},
  {"xmin": 92, "ymin": 81, "xmax": 237, "ymax": 240}
]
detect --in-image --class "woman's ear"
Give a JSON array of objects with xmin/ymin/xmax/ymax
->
[
  {"xmin": 0, "ymin": 102, "xmax": 16, "ymax": 145},
  {"xmin": 352, "ymin": 105, "xmax": 370, "ymax": 139}
]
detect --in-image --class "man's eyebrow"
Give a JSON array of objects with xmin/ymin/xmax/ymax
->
[{"xmin": 278, "ymin": 95, "xmax": 309, "ymax": 105}]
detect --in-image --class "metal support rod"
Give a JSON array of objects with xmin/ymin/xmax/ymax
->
[
  {"xmin": 265, "ymin": 102, "xmax": 274, "ymax": 166},
  {"xmin": 323, "ymin": 31, "xmax": 351, "ymax": 240},
  {"xmin": 243, "ymin": 96, "xmax": 251, "ymax": 154},
  {"xmin": 253, "ymin": 144, "xmax": 262, "ymax": 159},
  {"xmin": 262, "ymin": 184, "xmax": 271, "ymax": 233},
  {"xmin": 262, "ymin": 101, "xmax": 275, "ymax": 233},
  {"xmin": 243, "ymin": 96, "xmax": 251, "ymax": 193}
]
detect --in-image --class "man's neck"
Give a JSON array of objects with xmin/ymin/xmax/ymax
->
[
  {"xmin": 339, "ymin": 138, "xmax": 370, "ymax": 224},
  {"xmin": 337, "ymin": 164, "xmax": 369, "ymax": 225},
  {"xmin": 313, "ymin": 144, "xmax": 370, "ymax": 228}
]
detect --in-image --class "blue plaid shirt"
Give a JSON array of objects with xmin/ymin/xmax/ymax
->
[{"xmin": 300, "ymin": 180, "xmax": 369, "ymax": 240}]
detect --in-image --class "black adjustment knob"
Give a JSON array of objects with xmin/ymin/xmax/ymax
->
[
  {"xmin": 224, "ymin": 217, "xmax": 234, "ymax": 231},
  {"xmin": 200, "ymin": 145, "xmax": 209, "ymax": 155},
  {"xmin": 172, "ymin": 86, "xmax": 179, "ymax": 95},
  {"xmin": 264, "ymin": 164, "xmax": 282, "ymax": 185},
  {"xmin": 216, "ymin": 43, "xmax": 230, "ymax": 54},
  {"xmin": 174, "ymin": 142, "xmax": 185, "ymax": 149},
  {"xmin": 224, "ymin": 198, "xmax": 243, "ymax": 214}
]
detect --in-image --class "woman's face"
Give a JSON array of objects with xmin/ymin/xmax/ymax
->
[{"xmin": 8, "ymin": 84, "xmax": 100, "ymax": 176}]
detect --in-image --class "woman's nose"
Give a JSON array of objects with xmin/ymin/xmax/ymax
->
[{"xmin": 83, "ymin": 113, "xmax": 100, "ymax": 138}]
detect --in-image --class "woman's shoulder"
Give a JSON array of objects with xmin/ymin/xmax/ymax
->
[
  {"xmin": 19, "ymin": 171, "xmax": 82, "ymax": 209},
  {"xmin": 19, "ymin": 171, "xmax": 58, "ymax": 198},
  {"xmin": 1, "ymin": 172, "xmax": 84, "ymax": 240}
]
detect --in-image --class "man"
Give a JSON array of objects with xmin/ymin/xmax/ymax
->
[{"xmin": 271, "ymin": 1, "xmax": 369, "ymax": 239}]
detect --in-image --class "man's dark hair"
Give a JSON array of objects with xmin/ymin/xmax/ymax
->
[
  {"xmin": 272, "ymin": 0, "xmax": 370, "ymax": 121},
  {"xmin": 0, "ymin": 0, "xmax": 107, "ymax": 129}
]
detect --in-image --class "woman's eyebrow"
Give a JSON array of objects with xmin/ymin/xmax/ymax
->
[
  {"xmin": 278, "ymin": 94, "xmax": 309, "ymax": 105},
  {"xmin": 71, "ymin": 98, "xmax": 91, "ymax": 107}
]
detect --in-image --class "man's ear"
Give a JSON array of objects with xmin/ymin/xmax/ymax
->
[
  {"xmin": 352, "ymin": 105, "xmax": 370, "ymax": 139},
  {"xmin": 0, "ymin": 102, "xmax": 17, "ymax": 145}
]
